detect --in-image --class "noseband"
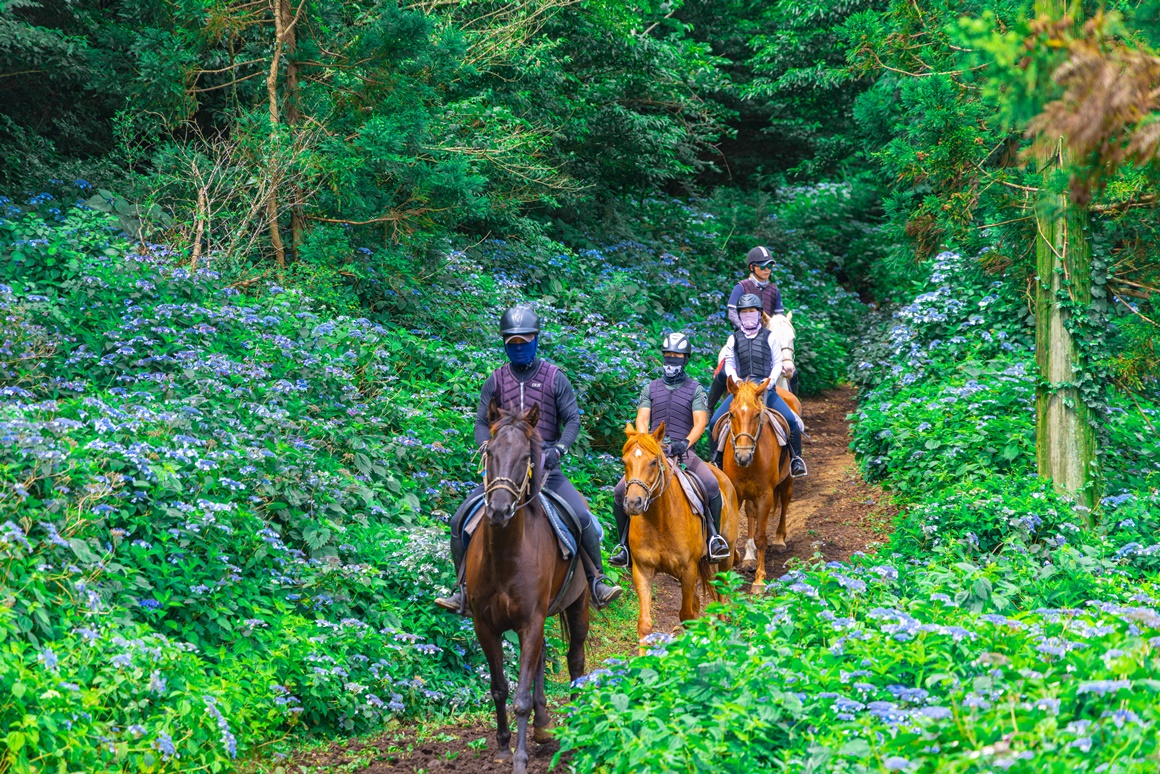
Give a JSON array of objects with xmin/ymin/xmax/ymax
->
[
  {"xmin": 480, "ymin": 437, "xmax": 539, "ymax": 516},
  {"xmin": 625, "ymin": 445, "xmax": 670, "ymax": 511}
]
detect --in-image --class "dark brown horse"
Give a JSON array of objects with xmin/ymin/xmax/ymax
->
[{"xmin": 466, "ymin": 400, "xmax": 590, "ymax": 774}]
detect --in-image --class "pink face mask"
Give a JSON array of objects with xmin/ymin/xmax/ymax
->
[{"xmin": 739, "ymin": 310, "xmax": 761, "ymax": 333}]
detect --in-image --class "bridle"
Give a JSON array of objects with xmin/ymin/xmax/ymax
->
[
  {"xmin": 624, "ymin": 443, "xmax": 670, "ymax": 511},
  {"xmin": 728, "ymin": 397, "xmax": 765, "ymax": 456},
  {"xmin": 480, "ymin": 433, "xmax": 540, "ymax": 517}
]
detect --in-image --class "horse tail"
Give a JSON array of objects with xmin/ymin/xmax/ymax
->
[
  {"xmin": 557, "ymin": 611, "xmax": 571, "ymax": 648},
  {"xmin": 698, "ymin": 555, "xmax": 715, "ymax": 600}
]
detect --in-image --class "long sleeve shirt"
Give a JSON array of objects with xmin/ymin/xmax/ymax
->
[
  {"xmin": 721, "ymin": 330, "xmax": 784, "ymax": 384},
  {"xmin": 473, "ymin": 361, "xmax": 581, "ymax": 449}
]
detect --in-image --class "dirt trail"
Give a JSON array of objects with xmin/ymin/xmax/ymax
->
[{"xmin": 283, "ymin": 386, "xmax": 892, "ymax": 773}]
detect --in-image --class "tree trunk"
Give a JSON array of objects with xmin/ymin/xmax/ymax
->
[
  {"xmin": 266, "ymin": 0, "xmax": 286, "ymax": 268},
  {"xmin": 1033, "ymin": 0, "xmax": 1100, "ymax": 510}
]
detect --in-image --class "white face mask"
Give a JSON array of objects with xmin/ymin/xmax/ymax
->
[{"xmin": 739, "ymin": 310, "xmax": 761, "ymax": 333}]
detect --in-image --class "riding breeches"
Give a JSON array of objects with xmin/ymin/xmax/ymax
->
[
  {"xmin": 710, "ymin": 391, "xmax": 802, "ymax": 457},
  {"xmin": 613, "ymin": 450, "xmax": 720, "ymax": 508}
]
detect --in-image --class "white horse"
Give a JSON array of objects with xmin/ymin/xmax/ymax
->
[{"xmin": 716, "ymin": 310, "xmax": 796, "ymax": 392}]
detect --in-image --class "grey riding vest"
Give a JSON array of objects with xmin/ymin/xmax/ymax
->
[
  {"xmin": 740, "ymin": 278, "xmax": 780, "ymax": 316},
  {"xmin": 647, "ymin": 377, "xmax": 699, "ymax": 441},
  {"xmin": 494, "ymin": 361, "xmax": 560, "ymax": 444},
  {"xmin": 735, "ymin": 333, "xmax": 773, "ymax": 381}
]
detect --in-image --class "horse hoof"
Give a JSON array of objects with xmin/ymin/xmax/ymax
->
[
  {"xmin": 494, "ymin": 748, "xmax": 512, "ymax": 763},
  {"xmin": 751, "ymin": 581, "xmax": 765, "ymax": 593},
  {"xmin": 770, "ymin": 539, "xmax": 787, "ymax": 550},
  {"xmin": 534, "ymin": 723, "xmax": 555, "ymax": 744}
]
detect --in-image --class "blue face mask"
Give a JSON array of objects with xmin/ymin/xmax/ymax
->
[{"xmin": 505, "ymin": 337, "xmax": 538, "ymax": 367}]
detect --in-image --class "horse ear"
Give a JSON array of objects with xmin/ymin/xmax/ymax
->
[
  {"xmin": 727, "ymin": 376, "xmax": 739, "ymax": 395},
  {"xmin": 488, "ymin": 397, "xmax": 501, "ymax": 425},
  {"xmin": 525, "ymin": 403, "xmax": 540, "ymax": 429},
  {"xmin": 624, "ymin": 422, "xmax": 636, "ymax": 437},
  {"xmin": 651, "ymin": 421, "xmax": 666, "ymax": 442},
  {"xmin": 785, "ymin": 309, "xmax": 793, "ymax": 322},
  {"xmin": 761, "ymin": 311, "xmax": 771, "ymax": 328},
  {"xmin": 755, "ymin": 377, "xmax": 771, "ymax": 395}
]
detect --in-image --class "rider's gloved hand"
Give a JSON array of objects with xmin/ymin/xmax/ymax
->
[
  {"xmin": 543, "ymin": 445, "xmax": 565, "ymax": 470},
  {"xmin": 668, "ymin": 439, "xmax": 689, "ymax": 457}
]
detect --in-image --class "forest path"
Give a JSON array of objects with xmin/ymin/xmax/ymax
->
[{"xmin": 280, "ymin": 386, "xmax": 893, "ymax": 774}]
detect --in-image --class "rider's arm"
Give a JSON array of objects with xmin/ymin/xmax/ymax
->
[
  {"xmin": 726, "ymin": 283, "xmax": 744, "ymax": 329},
  {"xmin": 766, "ymin": 331, "xmax": 784, "ymax": 383},
  {"xmin": 553, "ymin": 372, "xmax": 581, "ymax": 451},
  {"xmin": 687, "ymin": 384, "xmax": 709, "ymax": 444},
  {"xmin": 770, "ymin": 285, "xmax": 785, "ymax": 315},
  {"xmin": 474, "ymin": 374, "xmax": 498, "ymax": 447},
  {"xmin": 635, "ymin": 382, "xmax": 652, "ymax": 434},
  {"xmin": 722, "ymin": 335, "xmax": 739, "ymax": 380}
]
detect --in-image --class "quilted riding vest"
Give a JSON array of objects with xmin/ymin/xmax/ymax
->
[
  {"xmin": 734, "ymin": 333, "xmax": 773, "ymax": 381},
  {"xmin": 494, "ymin": 360, "xmax": 560, "ymax": 444},
  {"xmin": 647, "ymin": 377, "xmax": 699, "ymax": 442},
  {"xmin": 740, "ymin": 278, "xmax": 780, "ymax": 316}
]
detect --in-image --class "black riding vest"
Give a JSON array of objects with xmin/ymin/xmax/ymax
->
[
  {"xmin": 493, "ymin": 360, "xmax": 560, "ymax": 444},
  {"xmin": 647, "ymin": 377, "xmax": 699, "ymax": 441},
  {"xmin": 734, "ymin": 333, "xmax": 773, "ymax": 381}
]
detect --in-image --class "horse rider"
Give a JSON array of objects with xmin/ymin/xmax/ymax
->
[
  {"xmin": 609, "ymin": 333, "xmax": 731, "ymax": 568},
  {"xmin": 434, "ymin": 306, "xmax": 623, "ymax": 615},
  {"xmin": 709, "ymin": 293, "xmax": 807, "ymax": 478},
  {"xmin": 709, "ymin": 244, "xmax": 797, "ymax": 407}
]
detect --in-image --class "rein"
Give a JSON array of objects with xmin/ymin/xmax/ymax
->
[{"xmin": 625, "ymin": 444, "xmax": 670, "ymax": 511}]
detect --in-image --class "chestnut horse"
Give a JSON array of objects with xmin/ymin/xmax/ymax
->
[
  {"xmin": 621, "ymin": 422, "xmax": 740, "ymax": 650},
  {"xmin": 466, "ymin": 401, "xmax": 590, "ymax": 774},
  {"xmin": 721, "ymin": 377, "xmax": 797, "ymax": 590}
]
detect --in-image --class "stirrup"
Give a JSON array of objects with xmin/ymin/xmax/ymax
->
[
  {"xmin": 591, "ymin": 576, "xmax": 623, "ymax": 609},
  {"xmin": 708, "ymin": 535, "xmax": 731, "ymax": 561},
  {"xmin": 434, "ymin": 586, "xmax": 470, "ymax": 616},
  {"xmin": 609, "ymin": 544, "xmax": 630, "ymax": 568},
  {"xmin": 791, "ymin": 456, "xmax": 808, "ymax": 478}
]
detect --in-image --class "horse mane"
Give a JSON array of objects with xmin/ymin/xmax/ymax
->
[
  {"xmin": 622, "ymin": 429, "xmax": 661, "ymax": 458},
  {"xmin": 731, "ymin": 378, "xmax": 766, "ymax": 411},
  {"xmin": 490, "ymin": 409, "xmax": 546, "ymax": 493}
]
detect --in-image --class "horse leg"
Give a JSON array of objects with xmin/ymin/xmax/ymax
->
[
  {"xmin": 512, "ymin": 623, "xmax": 545, "ymax": 774},
  {"xmin": 475, "ymin": 621, "xmax": 512, "ymax": 762},
  {"xmin": 752, "ymin": 489, "xmax": 773, "ymax": 591},
  {"xmin": 678, "ymin": 563, "xmax": 700, "ymax": 622},
  {"xmin": 775, "ymin": 478, "xmax": 794, "ymax": 546},
  {"xmin": 632, "ymin": 561, "xmax": 657, "ymax": 655},
  {"xmin": 563, "ymin": 597, "xmax": 589, "ymax": 698},
  {"xmin": 742, "ymin": 499, "xmax": 758, "ymax": 567},
  {"xmin": 532, "ymin": 647, "xmax": 553, "ymax": 744}
]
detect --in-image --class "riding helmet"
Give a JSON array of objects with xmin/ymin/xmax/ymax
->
[
  {"xmin": 661, "ymin": 332, "xmax": 692, "ymax": 357},
  {"xmin": 499, "ymin": 306, "xmax": 540, "ymax": 338},
  {"xmin": 746, "ymin": 245, "xmax": 774, "ymax": 269},
  {"xmin": 736, "ymin": 293, "xmax": 763, "ymax": 312}
]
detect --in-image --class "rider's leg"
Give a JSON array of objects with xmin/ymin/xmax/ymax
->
[
  {"xmin": 434, "ymin": 484, "xmax": 485, "ymax": 614},
  {"xmin": 686, "ymin": 453, "xmax": 730, "ymax": 560},
  {"xmin": 708, "ymin": 394, "xmax": 733, "ymax": 466},
  {"xmin": 546, "ymin": 470, "xmax": 623, "ymax": 608},
  {"xmin": 764, "ymin": 389, "xmax": 807, "ymax": 477},
  {"xmin": 609, "ymin": 478, "xmax": 630, "ymax": 567}
]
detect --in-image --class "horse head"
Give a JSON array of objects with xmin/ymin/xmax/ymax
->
[
  {"xmin": 483, "ymin": 398, "xmax": 542, "ymax": 527},
  {"xmin": 621, "ymin": 422, "xmax": 667, "ymax": 516},
  {"xmin": 726, "ymin": 376, "xmax": 771, "ymax": 467}
]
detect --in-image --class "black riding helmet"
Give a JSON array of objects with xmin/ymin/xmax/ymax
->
[
  {"xmin": 661, "ymin": 331, "xmax": 692, "ymax": 357},
  {"xmin": 736, "ymin": 293, "xmax": 763, "ymax": 312},
  {"xmin": 746, "ymin": 245, "xmax": 774, "ymax": 270},
  {"xmin": 499, "ymin": 306, "xmax": 540, "ymax": 339}
]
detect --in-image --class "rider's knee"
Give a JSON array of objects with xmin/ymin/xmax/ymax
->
[{"xmin": 613, "ymin": 478, "xmax": 627, "ymax": 502}]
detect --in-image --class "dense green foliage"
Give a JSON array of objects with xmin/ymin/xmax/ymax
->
[
  {"xmin": 0, "ymin": 186, "xmax": 863, "ymax": 771},
  {"xmin": 559, "ymin": 247, "xmax": 1160, "ymax": 773}
]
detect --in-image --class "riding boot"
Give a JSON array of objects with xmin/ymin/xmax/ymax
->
[
  {"xmin": 706, "ymin": 370, "xmax": 726, "ymax": 413},
  {"xmin": 705, "ymin": 493, "xmax": 730, "ymax": 561},
  {"xmin": 787, "ymin": 417, "xmax": 808, "ymax": 478},
  {"xmin": 434, "ymin": 513, "xmax": 472, "ymax": 615},
  {"xmin": 609, "ymin": 498, "xmax": 630, "ymax": 568},
  {"xmin": 579, "ymin": 521, "xmax": 622, "ymax": 609}
]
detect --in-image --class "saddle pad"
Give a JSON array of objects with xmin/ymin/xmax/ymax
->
[
  {"xmin": 671, "ymin": 464, "xmax": 706, "ymax": 518},
  {"xmin": 463, "ymin": 493, "xmax": 578, "ymax": 560}
]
